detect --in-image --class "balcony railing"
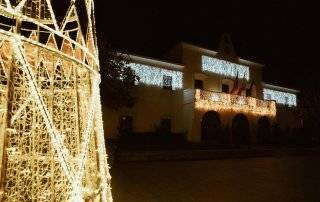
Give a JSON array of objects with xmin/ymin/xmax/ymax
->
[{"xmin": 195, "ymin": 89, "xmax": 276, "ymax": 117}]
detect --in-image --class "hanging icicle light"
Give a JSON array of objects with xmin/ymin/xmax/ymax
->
[
  {"xmin": 263, "ymin": 88, "xmax": 297, "ymax": 107},
  {"xmin": 202, "ymin": 55, "xmax": 250, "ymax": 80},
  {"xmin": 129, "ymin": 63, "xmax": 183, "ymax": 90}
]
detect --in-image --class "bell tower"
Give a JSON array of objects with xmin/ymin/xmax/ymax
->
[{"xmin": 218, "ymin": 33, "xmax": 238, "ymax": 60}]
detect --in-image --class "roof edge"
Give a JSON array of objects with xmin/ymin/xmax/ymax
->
[
  {"xmin": 180, "ymin": 41, "xmax": 265, "ymax": 68},
  {"xmin": 262, "ymin": 82, "xmax": 300, "ymax": 93},
  {"xmin": 120, "ymin": 53, "xmax": 185, "ymax": 71}
]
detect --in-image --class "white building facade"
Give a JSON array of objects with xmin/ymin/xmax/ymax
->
[{"xmin": 103, "ymin": 41, "xmax": 300, "ymax": 144}]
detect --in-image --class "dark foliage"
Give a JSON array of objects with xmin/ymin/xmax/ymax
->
[
  {"xmin": 297, "ymin": 87, "xmax": 320, "ymax": 144},
  {"xmin": 99, "ymin": 43, "xmax": 139, "ymax": 110}
]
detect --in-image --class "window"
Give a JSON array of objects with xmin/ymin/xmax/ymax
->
[
  {"xmin": 285, "ymin": 97, "xmax": 289, "ymax": 105},
  {"xmin": 266, "ymin": 94, "xmax": 271, "ymax": 100},
  {"xmin": 194, "ymin": 79, "xmax": 204, "ymax": 89},
  {"xmin": 163, "ymin": 75, "xmax": 172, "ymax": 90},
  {"xmin": 160, "ymin": 118, "xmax": 171, "ymax": 134},
  {"xmin": 222, "ymin": 84, "xmax": 229, "ymax": 93}
]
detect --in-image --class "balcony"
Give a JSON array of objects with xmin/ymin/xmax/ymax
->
[{"xmin": 195, "ymin": 89, "xmax": 276, "ymax": 117}]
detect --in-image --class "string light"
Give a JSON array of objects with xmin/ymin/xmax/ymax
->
[
  {"xmin": 0, "ymin": 0, "xmax": 112, "ymax": 201},
  {"xmin": 129, "ymin": 63, "xmax": 183, "ymax": 90},
  {"xmin": 195, "ymin": 89, "xmax": 276, "ymax": 117},
  {"xmin": 202, "ymin": 55, "xmax": 250, "ymax": 80},
  {"xmin": 263, "ymin": 88, "xmax": 297, "ymax": 107}
]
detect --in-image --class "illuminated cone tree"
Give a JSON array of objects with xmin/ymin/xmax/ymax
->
[{"xmin": 0, "ymin": 0, "xmax": 112, "ymax": 201}]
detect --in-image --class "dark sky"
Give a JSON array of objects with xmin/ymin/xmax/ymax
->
[{"xmin": 95, "ymin": 0, "xmax": 318, "ymax": 89}]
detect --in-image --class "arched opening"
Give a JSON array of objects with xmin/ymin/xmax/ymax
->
[
  {"xmin": 201, "ymin": 111, "xmax": 222, "ymax": 143},
  {"xmin": 257, "ymin": 116, "xmax": 271, "ymax": 145},
  {"xmin": 232, "ymin": 113, "xmax": 250, "ymax": 146}
]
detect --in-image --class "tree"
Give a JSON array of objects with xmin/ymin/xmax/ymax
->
[
  {"xmin": 99, "ymin": 44, "xmax": 139, "ymax": 110},
  {"xmin": 298, "ymin": 87, "xmax": 320, "ymax": 144}
]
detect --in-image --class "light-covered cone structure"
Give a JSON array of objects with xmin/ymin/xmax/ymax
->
[{"xmin": 0, "ymin": 0, "xmax": 112, "ymax": 201}]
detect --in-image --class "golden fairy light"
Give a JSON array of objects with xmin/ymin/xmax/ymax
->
[
  {"xmin": 195, "ymin": 89, "xmax": 276, "ymax": 117},
  {"xmin": 0, "ymin": 0, "xmax": 112, "ymax": 201}
]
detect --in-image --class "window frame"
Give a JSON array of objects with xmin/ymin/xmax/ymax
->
[
  {"xmin": 222, "ymin": 84, "xmax": 230, "ymax": 93},
  {"xmin": 194, "ymin": 79, "xmax": 204, "ymax": 90},
  {"xmin": 162, "ymin": 75, "xmax": 173, "ymax": 90}
]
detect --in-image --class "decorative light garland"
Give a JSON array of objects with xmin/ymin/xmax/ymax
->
[
  {"xmin": 12, "ymin": 27, "xmax": 101, "ymax": 202},
  {"xmin": 0, "ymin": 0, "xmax": 112, "ymax": 201},
  {"xmin": 129, "ymin": 63, "xmax": 183, "ymax": 90},
  {"xmin": 263, "ymin": 88, "xmax": 297, "ymax": 107},
  {"xmin": 202, "ymin": 55, "xmax": 250, "ymax": 80},
  {"xmin": 195, "ymin": 89, "xmax": 276, "ymax": 117}
]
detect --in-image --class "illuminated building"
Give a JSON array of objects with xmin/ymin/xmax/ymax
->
[
  {"xmin": 0, "ymin": 0, "xmax": 112, "ymax": 201},
  {"xmin": 104, "ymin": 35, "xmax": 299, "ymax": 144}
]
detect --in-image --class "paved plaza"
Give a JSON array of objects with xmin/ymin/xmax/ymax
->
[{"xmin": 111, "ymin": 156, "xmax": 320, "ymax": 202}]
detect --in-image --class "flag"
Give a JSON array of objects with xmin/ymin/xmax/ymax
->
[
  {"xmin": 246, "ymin": 79, "xmax": 254, "ymax": 96},
  {"xmin": 230, "ymin": 71, "xmax": 239, "ymax": 94},
  {"xmin": 237, "ymin": 80, "xmax": 247, "ymax": 96},
  {"xmin": 236, "ymin": 72, "xmax": 247, "ymax": 96}
]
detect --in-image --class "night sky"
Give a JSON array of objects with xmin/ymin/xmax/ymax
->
[{"xmin": 95, "ymin": 0, "xmax": 318, "ymax": 90}]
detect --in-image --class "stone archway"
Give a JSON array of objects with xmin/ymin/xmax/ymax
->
[
  {"xmin": 257, "ymin": 116, "xmax": 271, "ymax": 144},
  {"xmin": 232, "ymin": 113, "xmax": 250, "ymax": 146},
  {"xmin": 201, "ymin": 111, "xmax": 222, "ymax": 143}
]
